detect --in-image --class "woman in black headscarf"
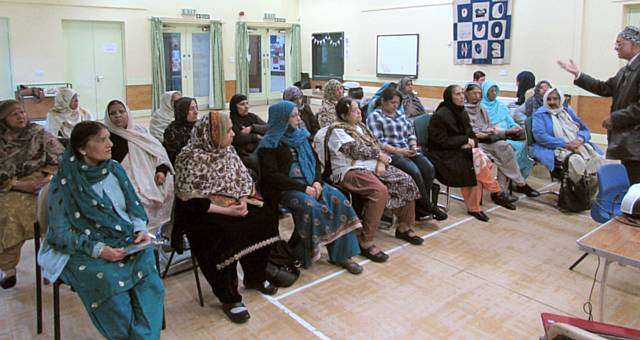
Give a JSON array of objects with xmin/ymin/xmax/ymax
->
[
  {"xmin": 163, "ymin": 97, "xmax": 198, "ymax": 164},
  {"xmin": 428, "ymin": 85, "xmax": 515, "ymax": 222},
  {"xmin": 515, "ymin": 71, "xmax": 536, "ymax": 106},
  {"xmin": 229, "ymin": 94, "xmax": 267, "ymax": 178}
]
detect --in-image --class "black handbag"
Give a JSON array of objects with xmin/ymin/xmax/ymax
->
[
  {"xmin": 265, "ymin": 240, "xmax": 300, "ymax": 287},
  {"xmin": 558, "ymin": 154, "xmax": 592, "ymax": 212}
]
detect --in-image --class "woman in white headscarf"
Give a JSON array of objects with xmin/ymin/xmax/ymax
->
[
  {"xmin": 532, "ymin": 88, "xmax": 605, "ymax": 185},
  {"xmin": 46, "ymin": 87, "xmax": 94, "ymax": 138},
  {"xmin": 104, "ymin": 99, "xmax": 175, "ymax": 234},
  {"xmin": 149, "ymin": 91, "xmax": 182, "ymax": 142}
]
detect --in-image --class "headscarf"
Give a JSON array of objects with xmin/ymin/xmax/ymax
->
[
  {"xmin": 104, "ymin": 100, "xmax": 173, "ymax": 172},
  {"xmin": 515, "ymin": 71, "xmax": 536, "ymax": 105},
  {"xmin": 398, "ymin": 77, "xmax": 426, "ymax": 117},
  {"xmin": 163, "ymin": 97, "xmax": 196, "ymax": 163},
  {"xmin": 46, "ymin": 88, "xmax": 94, "ymax": 138},
  {"xmin": 174, "ymin": 112, "xmax": 253, "ymax": 201},
  {"xmin": 436, "ymin": 85, "xmax": 466, "ymax": 114},
  {"xmin": 259, "ymin": 101, "xmax": 316, "ymax": 185},
  {"xmin": 619, "ymin": 25, "xmax": 640, "ymax": 44},
  {"xmin": 481, "ymin": 80, "xmax": 516, "ymax": 129},
  {"xmin": 283, "ymin": 86, "xmax": 305, "ymax": 110},
  {"xmin": 0, "ymin": 100, "xmax": 63, "ymax": 186},
  {"xmin": 149, "ymin": 91, "xmax": 180, "ymax": 142},
  {"xmin": 366, "ymin": 82, "xmax": 397, "ymax": 117},
  {"xmin": 48, "ymin": 146, "xmax": 148, "ymax": 245},
  {"xmin": 525, "ymin": 80, "xmax": 552, "ymax": 116},
  {"xmin": 229, "ymin": 93, "xmax": 248, "ymax": 117},
  {"xmin": 317, "ymin": 80, "xmax": 343, "ymax": 128}
]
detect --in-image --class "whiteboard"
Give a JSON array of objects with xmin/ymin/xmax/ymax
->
[{"xmin": 376, "ymin": 34, "xmax": 419, "ymax": 78}]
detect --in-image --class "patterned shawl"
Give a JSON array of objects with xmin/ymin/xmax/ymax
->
[
  {"xmin": 46, "ymin": 88, "xmax": 94, "ymax": 138},
  {"xmin": 0, "ymin": 100, "xmax": 64, "ymax": 187},
  {"xmin": 174, "ymin": 112, "xmax": 253, "ymax": 201},
  {"xmin": 317, "ymin": 79, "xmax": 342, "ymax": 128},
  {"xmin": 259, "ymin": 101, "xmax": 316, "ymax": 185},
  {"xmin": 48, "ymin": 147, "xmax": 148, "ymax": 244}
]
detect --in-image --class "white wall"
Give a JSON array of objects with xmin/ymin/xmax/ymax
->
[
  {"xmin": 299, "ymin": 0, "xmax": 636, "ymax": 95},
  {"xmin": 0, "ymin": 0, "xmax": 299, "ymax": 87}
]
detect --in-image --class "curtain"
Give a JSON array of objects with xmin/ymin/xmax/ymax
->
[
  {"xmin": 288, "ymin": 23, "xmax": 302, "ymax": 87},
  {"xmin": 209, "ymin": 21, "xmax": 225, "ymax": 109},
  {"xmin": 150, "ymin": 17, "xmax": 166, "ymax": 113},
  {"xmin": 235, "ymin": 22, "xmax": 249, "ymax": 95}
]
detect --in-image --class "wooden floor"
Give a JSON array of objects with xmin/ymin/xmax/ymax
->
[{"xmin": 2, "ymin": 106, "xmax": 640, "ymax": 339}]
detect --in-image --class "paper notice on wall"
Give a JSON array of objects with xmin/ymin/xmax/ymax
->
[{"xmin": 103, "ymin": 43, "xmax": 118, "ymax": 54}]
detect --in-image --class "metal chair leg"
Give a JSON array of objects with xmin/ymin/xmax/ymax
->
[
  {"xmin": 191, "ymin": 256, "xmax": 204, "ymax": 307},
  {"xmin": 569, "ymin": 252, "xmax": 589, "ymax": 271},
  {"xmin": 34, "ymin": 222, "xmax": 43, "ymax": 334},
  {"xmin": 53, "ymin": 280, "xmax": 61, "ymax": 340},
  {"xmin": 161, "ymin": 250, "xmax": 175, "ymax": 279}
]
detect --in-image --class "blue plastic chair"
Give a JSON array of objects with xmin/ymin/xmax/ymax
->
[{"xmin": 591, "ymin": 163, "xmax": 630, "ymax": 223}]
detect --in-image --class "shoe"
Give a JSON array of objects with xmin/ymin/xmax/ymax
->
[
  {"xmin": 332, "ymin": 259, "xmax": 363, "ymax": 274},
  {"xmin": 415, "ymin": 213, "xmax": 433, "ymax": 221},
  {"xmin": 468, "ymin": 211, "xmax": 490, "ymax": 222},
  {"xmin": 506, "ymin": 193, "xmax": 519, "ymax": 203},
  {"xmin": 491, "ymin": 192, "xmax": 517, "ymax": 210},
  {"xmin": 428, "ymin": 204, "xmax": 448, "ymax": 221},
  {"xmin": 244, "ymin": 280, "xmax": 278, "ymax": 295},
  {"xmin": 360, "ymin": 246, "xmax": 389, "ymax": 263},
  {"xmin": 513, "ymin": 184, "xmax": 540, "ymax": 197},
  {"xmin": 0, "ymin": 274, "xmax": 16, "ymax": 289},
  {"xmin": 222, "ymin": 302, "xmax": 250, "ymax": 324},
  {"xmin": 395, "ymin": 229, "xmax": 424, "ymax": 245}
]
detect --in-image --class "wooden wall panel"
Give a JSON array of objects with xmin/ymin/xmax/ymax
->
[
  {"xmin": 225, "ymin": 80, "xmax": 237, "ymax": 102},
  {"xmin": 126, "ymin": 85, "xmax": 152, "ymax": 110},
  {"xmin": 576, "ymin": 96, "xmax": 612, "ymax": 134}
]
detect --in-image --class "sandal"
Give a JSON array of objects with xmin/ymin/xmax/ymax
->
[{"xmin": 360, "ymin": 245, "xmax": 389, "ymax": 263}]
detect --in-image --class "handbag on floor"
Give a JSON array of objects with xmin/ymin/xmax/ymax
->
[
  {"xmin": 265, "ymin": 240, "xmax": 300, "ymax": 287},
  {"xmin": 558, "ymin": 153, "xmax": 594, "ymax": 212}
]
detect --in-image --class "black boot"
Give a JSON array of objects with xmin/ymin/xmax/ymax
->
[{"xmin": 491, "ymin": 192, "xmax": 516, "ymax": 210}]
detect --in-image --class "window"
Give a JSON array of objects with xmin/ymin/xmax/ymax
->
[
  {"xmin": 0, "ymin": 18, "xmax": 13, "ymax": 99},
  {"xmin": 311, "ymin": 32, "xmax": 344, "ymax": 80}
]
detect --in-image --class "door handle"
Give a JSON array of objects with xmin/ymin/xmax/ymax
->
[{"xmin": 96, "ymin": 75, "xmax": 104, "ymax": 83}]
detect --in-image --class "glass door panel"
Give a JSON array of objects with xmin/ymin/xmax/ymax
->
[
  {"xmin": 248, "ymin": 34, "xmax": 263, "ymax": 95},
  {"xmin": 163, "ymin": 32, "xmax": 182, "ymax": 92},
  {"xmin": 191, "ymin": 31, "xmax": 210, "ymax": 102},
  {"xmin": 269, "ymin": 34, "xmax": 286, "ymax": 96}
]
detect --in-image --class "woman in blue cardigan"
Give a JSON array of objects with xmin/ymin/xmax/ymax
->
[{"xmin": 531, "ymin": 88, "xmax": 605, "ymax": 180}]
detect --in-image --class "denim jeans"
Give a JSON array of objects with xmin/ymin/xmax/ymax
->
[{"xmin": 391, "ymin": 153, "xmax": 435, "ymax": 214}]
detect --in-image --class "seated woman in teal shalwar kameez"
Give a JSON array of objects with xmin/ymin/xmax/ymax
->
[
  {"xmin": 481, "ymin": 80, "xmax": 534, "ymax": 179},
  {"xmin": 258, "ymin": 101, "xmax": 364, "ymax": 275},
  {"xmin": 38, "ymin": 121, "xmax": 164, "ymax": 340}
]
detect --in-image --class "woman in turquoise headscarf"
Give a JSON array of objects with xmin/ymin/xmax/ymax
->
[
  {"xmin": 481, "ymin": 80, "xmax": 534, "ymax": 178},
  {"xmin": 257, "ymin": 101, "xmax": 364, "ymax": 275},
  {"xmin": 38, "ymin": 121, "xmax": 164, "ymax": 339},
  {"xmin": 365, "ymin": 82, "xmax": 401, "ymax": 119}
]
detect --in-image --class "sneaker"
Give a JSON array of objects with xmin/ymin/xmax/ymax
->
[{"xmin": 429, "ymin": 204, "xmax": 448, "ymax": 221}]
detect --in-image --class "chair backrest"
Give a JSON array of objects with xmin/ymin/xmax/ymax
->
[
  {"xmin": 413, "ymin": 113, "xmax": 432, "ymax": 148},
  {"xmin": 36, "ymin": 182, "xmax": 50, "ymax": 236},
  {"xmin": 590, "ymin": 163, "xmax": 630, "ymax": 223},
  {"xmin": 524, "ymin": 116, "xmax": 535, "ymax": 147}
]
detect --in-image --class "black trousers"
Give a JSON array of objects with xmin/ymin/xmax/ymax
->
[
  {"xmin": 187, "ymin": 231, "xmax": 270, "ymax": 304},
  {"xmin": 622, "ymin": 159, "xmax": 640, "ymax": 185}
]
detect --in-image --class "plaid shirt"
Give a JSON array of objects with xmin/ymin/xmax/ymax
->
[{"xmin": 366, "ymin": 109, "xmax": 416, "ymax": 149}]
